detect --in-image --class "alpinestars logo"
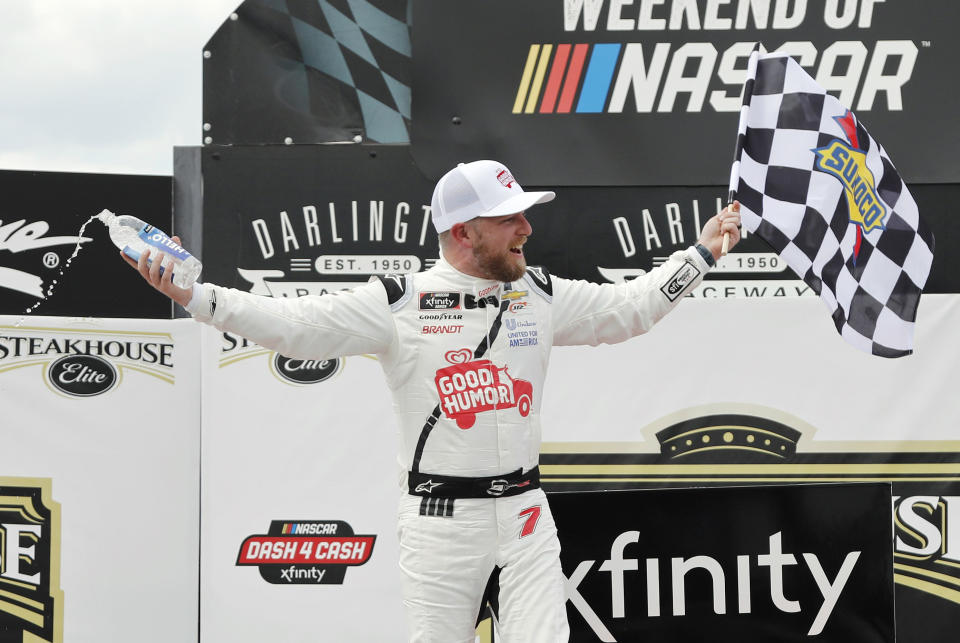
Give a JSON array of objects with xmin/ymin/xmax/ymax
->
[
  {"xmin": 0, "ymin": 478, "xmax": 63, "ymax": 643},
  {"xmin": 237, "ymin": 520, "xmax": 376, "ymax": 585},
  {"xmin": 435, "ymin": 349, "xmax": 534, "ymax": 429}
]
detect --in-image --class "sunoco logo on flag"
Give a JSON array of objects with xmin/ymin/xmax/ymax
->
[{"xmin": 812, "ymin": 111, "xmax": 887, "ymax": 242}]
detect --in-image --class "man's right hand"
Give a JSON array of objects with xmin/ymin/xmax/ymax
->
[{"xmin": 120, "ymin": 235, "xmax": 194, "ymax": 308}]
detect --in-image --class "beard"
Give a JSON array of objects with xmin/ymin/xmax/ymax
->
[{"xmin": 472, "ymin": 235, "xmax": 526, "ymax": 282}]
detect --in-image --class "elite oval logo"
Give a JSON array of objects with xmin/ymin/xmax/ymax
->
[
  {"xmin": 271, "ymin": 355, "xmax": 342, "ymax": 386},
  {"xmin": 47, "ymin": 354, "xmax": 117, "ymax": 397}
]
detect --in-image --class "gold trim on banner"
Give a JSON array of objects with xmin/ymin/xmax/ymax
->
[
  {"xmin": 0, "ymin": 360, "xmax": 48, "ymax": 374},
  {"xmin": 895, "ymin": 574, "xmax": 960, "ymax": 604},
  {"xmin": 117, "ymin": 363, "xmax": 175, "ymax": 384},
  {"xmin": 0, "ymin": 324, "xmax": 173, "ymax": 341},
  {"xmin": 0, "ymin": 588, "xmax": 44, "ymax": 611},
  {"xmin": 542, "ymin": 463, "xmax": 960, "ymax": 475},
  {"xmin": 219, "ymin": 349, "xmax": 272, "ymax": 368},
  {"xmin": 895, "ymin": 563, "xmax": 960, "ymax": 589}
]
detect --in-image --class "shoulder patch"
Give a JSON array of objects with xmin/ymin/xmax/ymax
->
[
  {"xmin": 522, "ymin": 266, "xmax": 553, "ymax": 302},
  {"xmin": 376, "ymin": 274, "xmax": 412, "ymax": 311}
]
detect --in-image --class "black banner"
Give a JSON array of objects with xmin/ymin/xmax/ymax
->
[
  {"xmin": 551, "ymin": 483, "xmax": 894, "ymax": 642},
  {"xmin": 198, "ymin": 145, "xmax": 437, "ymax": 293},
  {"xmin": 202, "ymin": 0, "xmax": 411, "ymax": 146},
  {"xmin": 191, "ymin": 145, "xmax": 959, "ymax": 294},
  {"xmin": 411, "ymin": 0, "xmax": 960, "ymax": 185},
  {"xmin": 0, "ymin": 170, "xmax": 172, "ymax": 318}
]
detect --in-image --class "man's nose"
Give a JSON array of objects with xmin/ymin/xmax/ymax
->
[{"xmin": 517, "ymin": 212, "xmax": 533, "ymax": 236}]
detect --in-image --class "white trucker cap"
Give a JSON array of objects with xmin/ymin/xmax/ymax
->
[{"xmin": 430, "ymin": 160, "xmax": 555, "ymax": 233}]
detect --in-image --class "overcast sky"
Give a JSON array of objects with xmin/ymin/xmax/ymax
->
[{"xmin": 0, "ymin": 0, "xmax": 243, "ymax": 176}]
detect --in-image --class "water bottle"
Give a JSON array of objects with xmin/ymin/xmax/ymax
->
[{"xmin": 97, "ymin": 209, "xmax": 202, "ymax": 288}]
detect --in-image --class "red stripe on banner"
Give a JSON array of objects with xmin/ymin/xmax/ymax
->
[
  {"xmin": 557, "ymin": 44, "xmax": 588, "ymax": 114},
  {"xmin": 540, "ymin": 44, "xmax": 571, "ymax": 113}
]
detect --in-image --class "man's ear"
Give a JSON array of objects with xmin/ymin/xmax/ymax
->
[{"xmin": 450, "ymin": 222, "xmax": 473, "ymax": 247}]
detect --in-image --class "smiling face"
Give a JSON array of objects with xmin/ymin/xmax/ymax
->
[{"xmin": 463, "ymin": 212, "xmax": 532, "ymax": 282}]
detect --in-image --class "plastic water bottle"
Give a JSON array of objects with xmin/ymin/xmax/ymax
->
[{"xmin": 97, "ymin": 209, "xmax": 202, "ymax": 288}]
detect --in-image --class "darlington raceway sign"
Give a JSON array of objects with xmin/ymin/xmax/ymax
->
[{"xmin": 411, "ymin": 0, "xmax": 959, "ymax": 185}]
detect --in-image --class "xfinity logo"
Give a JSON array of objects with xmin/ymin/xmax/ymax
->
[
  {"xmin": 419, "ymin": 291, "xmax": 461, "ymax": 310},
  {"xmin": 565, "ymin": 530, "xmax": 860, "ymax": 640}
]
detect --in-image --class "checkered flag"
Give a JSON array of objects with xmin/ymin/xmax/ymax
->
[{"xmin": 730, "ymin": 50, "xmax": 935, "ymax": 357}]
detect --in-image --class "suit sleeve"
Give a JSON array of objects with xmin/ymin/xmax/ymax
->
[
  {"xmin": 552, "ymin": 246, "xmax": 710, "ymax": 346},
  {"xmin": 185, "ymin": 279, "xmax": 396, "ymax": 359}
]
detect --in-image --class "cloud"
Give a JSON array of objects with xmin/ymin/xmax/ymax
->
[{"xmin": 0, "ymin": 0, "xmax": 241, "ymax": 175}]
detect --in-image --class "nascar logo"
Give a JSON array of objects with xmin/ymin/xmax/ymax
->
[
  {"xmin": 513, "ymin": 40, "xmax": 918, "ymax": 116},
  {"xmin": 514, "ymin": 43, "xmax": 613, "ymax": 114}
]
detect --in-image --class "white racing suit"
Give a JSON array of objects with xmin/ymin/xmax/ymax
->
[{"xmin": 186, "ymin": 247, "xmax": 711, "ymax": 642}]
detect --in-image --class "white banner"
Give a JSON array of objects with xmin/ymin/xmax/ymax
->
[
  {"xmin": 0, "ymin": 316, "xmax": 200, "ymax": 643},
  {"xmin": 200, "ymin": 326, "xmax": 404, "ymax": 641},
  {"xmin": 540, "ymin": 294, "xmax": 960, "ymax": 448}
]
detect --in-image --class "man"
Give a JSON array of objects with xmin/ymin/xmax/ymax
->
[{"xmin": 126, "ymin": 160, "xmax": 741, "ymax": 642}]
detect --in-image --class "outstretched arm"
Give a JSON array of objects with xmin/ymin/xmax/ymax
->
[
  {"xmin": 551, "ymin": 202, "xmax": 741, "ymax": 346},
  {"xmin": 119, "ymin": 238, "xmax": 395, "ymax": 360}
]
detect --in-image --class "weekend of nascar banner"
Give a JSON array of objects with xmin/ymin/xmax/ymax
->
[
  {"xmin": 0, "ymin": 170, "xmax": 173, "ymax": 318},
  {"xmin": 0, "ymin": 315, "xmax": 200, "ymax": 643},
  {"xmin": 193, "ymin": 145, "xmax": 960, "ymax": 295},
  {"xmin": 552, "ymin": 484, "xmax": 894, "ymax": 642},
  {"xmin": 410, "ymin": 0, "xmax": 960, "ymax": 185}
]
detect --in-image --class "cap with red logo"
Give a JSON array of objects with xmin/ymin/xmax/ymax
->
[{"xmin": 430, "ymin": 160, "xmax": 556, "ymax": 233}]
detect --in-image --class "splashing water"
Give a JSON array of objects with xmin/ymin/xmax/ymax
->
[{"xmin": 14, "ymin": 213, "xmax": 101, "ymax": 326}]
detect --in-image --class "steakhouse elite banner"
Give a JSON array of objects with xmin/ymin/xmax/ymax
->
[
  {"xmin": 411, "ymin": 0, "xmax": 960, "ymax": 185},
  {"xmin": 551, "ymin": 484, "xmax": 894, "ymax": 642},
  {"xmin": 0, "ymin": 316, "xmax": 200, "ymax": 642}
]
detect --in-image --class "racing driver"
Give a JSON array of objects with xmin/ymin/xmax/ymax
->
[{"xmin": 123, "ymin": 159, "xmax": 742, "ymax": 642}]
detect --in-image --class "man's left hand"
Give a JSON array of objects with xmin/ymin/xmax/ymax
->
[{"xmin": 697, "ymin": 201, "xmax": 742, "ymax": 261}]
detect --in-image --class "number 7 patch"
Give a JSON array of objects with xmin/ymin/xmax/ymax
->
[{"xmin": 518, "ymin": 505, "xmax": 542, "ymax": 538}]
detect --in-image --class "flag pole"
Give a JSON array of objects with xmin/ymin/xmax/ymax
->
[{"xmin": 723, "ymin": 44, "xmax": 761, "ymax": 256}]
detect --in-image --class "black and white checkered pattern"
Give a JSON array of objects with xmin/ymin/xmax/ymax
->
[{"xmin": 730, "ymin": 51, "xmax": 935, "ymax": 357}]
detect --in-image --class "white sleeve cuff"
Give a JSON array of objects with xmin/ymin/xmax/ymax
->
[{"xmin": 184, "ymin": 282, "xmax": 205, "ymax": 315}]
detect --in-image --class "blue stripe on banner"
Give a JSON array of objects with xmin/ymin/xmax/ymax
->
[{"xmin": 575, "ymin": 44, "xmax": 621, "ymax": 113}]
